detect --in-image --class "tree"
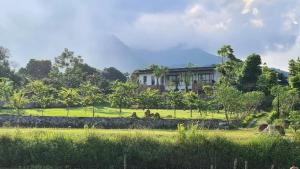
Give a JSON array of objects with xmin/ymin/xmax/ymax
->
[
  {"xmin": 26, "ymin": 80, "xmax": 54, "ymax": 116},
  {"xmin": 271, "ymin": 86, "xmax": 298, "ymax": 119},
  {"xmin": 0, "ymin": 78, "xmax": 13, "ymax": 109},
  {"xmin": 79, "ymin": 82, "xmax": 104, "ymax": 117},
  {"xmin": 166, "ymin": 90, "xmax": 183, "ymax": 118},
  {"xmin": 138, "ymin": 88, "xmax": 161, "ymax": 110},
  {"xmin": 289, "ymin": 111, "xmax": 300, "ymax": 132},
  {"xmin": 58, "ymin": 88, "xmax": 79, "ymax": 116},
  {"xmin": 0, "ymin": 46, "xmax": 10, "ymax": 67},
  {"xmin": 149, "ymin": 64, "xmax": 168, "ymax": 87},
  {"xmin": 239, "ymin": 54, "xmax": 262, "ymax": 91},
  {"xmin": 101, "ymin": 67, "xmax": 127, "ymax": 82},
  {"xmin": 9, "ymin": 90, "xmax": 29, "ymax": 115},
  {"xmin": 217, "ymin": 45, "xmax": 237, "ymax": 63},
  {"xmin": 215, "ymin": 85, "xmax": 242, "ymax": 124},
  {"xmin": 21, "ymin": 59, "xmax": 52, "ymax": 80},
  {"xmin": 109, "ymin": 81, "xmax": 136, "ymax": 114},
  {"xmin": 257, "ymin": 63, "xmax": 278, "ymax": 94},
  {"xmin": 183, "ymin": 91, "xmax": 198, "ymax": 118},
  {"xmin": 242, "ymin": 91, "xmax": 264, "ymax": 115}
]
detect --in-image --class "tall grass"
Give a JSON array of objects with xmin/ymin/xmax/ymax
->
[{"xmin": 0, "ymin": 128, "xmax": 299, "ymax": 169}]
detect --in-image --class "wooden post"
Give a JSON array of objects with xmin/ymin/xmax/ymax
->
[
  {"xmin": 233, "ymin": 158, "xmax": 237, "ymax": 169},
  {"xmin": 123, "ymin": 154, "xmax": 127, "ymax": 169},
  {"xmin": 244, "ymin": 161, "xmax": 248, "ymax": 169}
]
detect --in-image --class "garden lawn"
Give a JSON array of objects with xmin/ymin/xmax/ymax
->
[{"xmin": 0, "ymin": 106, "xmax": 226, "ymax": 119}]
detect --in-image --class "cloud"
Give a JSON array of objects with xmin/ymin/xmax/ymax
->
[
  {"xmin": 0, "ymin": 0, "xmax": 300, "ymax": 70},
  {"xmin": 250, "ymin": 19, "xmax": 264, "ymax": 28}
]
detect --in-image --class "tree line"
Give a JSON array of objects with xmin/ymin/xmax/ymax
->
[{"xmin": 1, "ymin": 45, "xmax": 300, "ymax": 125}]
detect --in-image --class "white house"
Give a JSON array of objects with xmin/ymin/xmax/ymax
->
[{"xmin": 133, "ymin": 66, "xmax": 220, "ymax": 92}]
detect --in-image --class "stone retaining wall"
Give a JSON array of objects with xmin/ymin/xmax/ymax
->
[{"xmin": 0, "ymin": 115, "xmax": 238, "ymax": 129}]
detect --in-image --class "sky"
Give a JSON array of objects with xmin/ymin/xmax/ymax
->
[{"xmin": 0, "ymin": 0, "xmax": 299, "ymax": 71}]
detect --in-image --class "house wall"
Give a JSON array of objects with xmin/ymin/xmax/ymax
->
[{"xmin": 137, "ymin": 69, "xmax": 220, "ymax": 91}]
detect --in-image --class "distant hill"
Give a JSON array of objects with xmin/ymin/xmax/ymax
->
[{"xmin": 88, "ymin": 35, "xmax": 222, "ymax": 72}]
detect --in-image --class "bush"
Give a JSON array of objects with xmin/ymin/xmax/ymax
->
[
  {"xmin": 268, "ymin": 111, "xmax": 279, "ymax": 123},
  {"xmin": 0, "ymin": 130, "xmax": 299, "ymax": 168}
]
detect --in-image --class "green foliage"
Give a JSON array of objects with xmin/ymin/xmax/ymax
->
[
  {"xmin": 268, "ymin": 111, "xmax": 279, "ymax": 123},
  {"xmin": 149, "ymin": 64, "xmax": 168, "ymax": 87},
  {"xmin": 109, "ymin": 81, "xmax": 136, "ymax": 113},
  {"xmin": 79, "ymin": 82, "xmax": 104, "ymax": 117},
  {"xmin": 21, "ymin": 59, "xmax": 52, "ymax": 80},
  {"xmin": 0, "ymin": 129, "xmax": 298, "ymax": 169},
  {"xmin": 166, "ymin": 90, "xmax": 183, "ymax": 118},
  {"xmin": 101, "ymin": 67, "xmax": 127, "ymax": 82},
  {"xmin": 242, "ymin": 91, "xmax": 264, "ymax": 114},
  {"xmin": 271, "ymin": 85, "xmax": 298, "ymax": 118},
  {"xmin": 0, "ymin": 78, "xmax": 13, "ymax": 107},
  {"xmin": 239, "ymin": 54, "xmax": 262, "ymax": 91},
  {"xmin": 26, "ymin": 80, "xmax": 55, "ymax": 116},
  {"xmin": 289, "ymin": 111, "xmax": 300, "ymax": 132},
  {"xmin": 257, "ymin": 63, "xmax": 278, "ymax": 95},
  {"xmin": 289, "ymin": 58, "xmax": 300, "ymax": 92},
  {"xmin": 8, "ymin": 90, "xmax": 29, "ymax": 115},
  {"xmin": 215, "ymin": 85, "xmax": 242, "ymax": 121},
  {"xmin": 138, "ymin": 88, "xmax": 161, "ymax": 109},
  {"xmin": 183, "ymin": 91, "xmax": 198, "ymax": 118},
  {"xmin": 58, "ymin": 88, "xmax": 80, "ymax": 116}
]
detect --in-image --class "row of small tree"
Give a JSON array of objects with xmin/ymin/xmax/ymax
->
[{"xmin": 1, "ymin": 77, "xmax": 269, "ymax": 121}]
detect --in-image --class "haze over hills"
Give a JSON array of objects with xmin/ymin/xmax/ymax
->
[{"xmin": 89, "ymin": 35, "xmax": 222, "ymax": 72}]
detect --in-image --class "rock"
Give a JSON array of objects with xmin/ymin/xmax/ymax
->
[
  {"xmin": 258, "ymin": 124, "xmax": 268, "ymax": 131},
  {"xmin": 131, "ymin": 112, "xmax": 138, "ymax": 119},
  {"xmin": 0, "ymin": 115, "xmax": 239, "ymax": 129}
]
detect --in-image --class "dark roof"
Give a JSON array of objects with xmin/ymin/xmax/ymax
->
[{"xmin": 133, "ymin": 66, "xmax": 216, "ymax": 74}]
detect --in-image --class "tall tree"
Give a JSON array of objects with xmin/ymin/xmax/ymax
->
[
  {"xmin": 288, "ymin": 58, "xmax": 300, "ymax": 91},
  {"xmin": 101, "ymin": 67, "xmax": 127, "ymax": 82},
  {"xmin": 21, "ymin": 59, "xmax": 52, "ymax": 80},
  {"xmin": 149, "ymin": 64, "xmax": 168, "ymax": 87},
  {"xmin": 271, "ymin": 86, "xmax": 298, "ymax": 119},
  {"xmin": 216, "ymin": 45, "xmax": 243, "ymax": 86},
  {"xmin": 217, "ymin": 45, "xmax": 237, "ymax": 63},
  {"xmin": 257, "ymin": 63, "xmax": 278, "ymax": 95},
  {"xmin": 239, "ymin": 54, "xmax": 262, "ymax": 91}
]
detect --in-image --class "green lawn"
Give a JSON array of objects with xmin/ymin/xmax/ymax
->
[
  {"xmin": 0, "ymin": 106, "xmax": 226, "ymax": 119},
  {"xmin": 0, "ymin": 127, "xmax": 261, "ymax": 143}
]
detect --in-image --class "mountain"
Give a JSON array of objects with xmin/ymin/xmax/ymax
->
[{"xmin": 88, "ymin": 35, "xmax": 222, "ymax": 72}]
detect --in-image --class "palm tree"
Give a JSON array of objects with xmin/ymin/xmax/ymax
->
[
  {"xmin": 149, "ymin": 65, "xmax": 168, "ymax": 87},
  {"xmin": 217, "ymin": 45, "xmax": 235, "ymax": 63}
]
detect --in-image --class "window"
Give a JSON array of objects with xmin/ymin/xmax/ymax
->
[
  {"xmin": 151, "ymin": 76, "xmax": 155, "ymax": 85},
  {"xmin": 143, "ymin": 76, "xmax": 147, "ymax": 84}
]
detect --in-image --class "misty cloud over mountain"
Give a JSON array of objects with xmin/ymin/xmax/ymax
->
[{"xmin": 89, "ymin": 35, "xmax": 221, "ymax": 72}]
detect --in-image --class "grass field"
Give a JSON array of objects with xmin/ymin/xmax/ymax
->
[
  {"xmin": 0, "ymin": 127, "xmax": 294, "ymax": 143},
  {"xmin": 0, "ymin": 106, "xmax": 226, "ymax": 119}
]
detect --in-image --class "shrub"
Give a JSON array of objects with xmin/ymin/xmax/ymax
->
[{"xmin": 0, "ymin": 130, "xmax": 299, "ymax": 169}]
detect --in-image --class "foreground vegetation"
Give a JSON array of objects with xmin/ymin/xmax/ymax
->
[{"xmin": 0, "ymin": 128, "xmax": 299, "ymax": 169}]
